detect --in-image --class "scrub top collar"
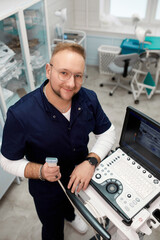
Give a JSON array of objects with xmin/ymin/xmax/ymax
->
[{"xmin": 40, "ymin": 79, "xmax": 84, "ymax": 125}]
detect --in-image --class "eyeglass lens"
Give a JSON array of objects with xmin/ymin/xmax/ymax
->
[
  {"xmin": 50, "ymin": 64, "xmax": 84, "ymax": 84},
  {"xmin": 59, "ymin": 70, "xmax": 84, "ymax": 84}
]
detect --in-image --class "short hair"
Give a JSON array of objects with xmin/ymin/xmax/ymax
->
[{"xmin": 52, "ymin": 42, "xmax": 86, "ymax": 60}]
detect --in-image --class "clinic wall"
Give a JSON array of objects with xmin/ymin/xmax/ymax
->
[{"xmin": 73, "ymin": 0, "xmax": 100, "ymax": 29}]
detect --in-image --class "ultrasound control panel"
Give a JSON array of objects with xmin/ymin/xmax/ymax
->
[{"xmin": 90, "ymin": 148, "xmax": 160, "ymax": 223}]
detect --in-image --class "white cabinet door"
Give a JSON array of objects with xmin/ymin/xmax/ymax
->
[
  {"xmin": 0, "ymin": 11, "xmax": 34, "ymax": 118},
  {"xmin": 23, "ymin": 0, "xmax": 51, "ymax": 88},
  {"xmin": 0, "ymin": 0, "xmax": 50, "ymax": 119}
]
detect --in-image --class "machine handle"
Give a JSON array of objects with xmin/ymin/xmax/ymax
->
[{"xmin": 66, "ymin": 189, "xmax": 111, "ymax": 240}]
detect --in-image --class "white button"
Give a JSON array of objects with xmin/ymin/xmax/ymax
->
[
  {"xmin": 78, "ymin": 107, "xmax": 81, "ymax": 110},
  {"xmin": 53, "ymin": 115, "xmax": 56, "ymax": 118},
  {"xmin": 125, "ymin": 206, "xmax": 130, "ymax": 211}
]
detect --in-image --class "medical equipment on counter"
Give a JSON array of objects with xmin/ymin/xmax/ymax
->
[{"xmin": 52, "ymin": 29, "xmax": 86, "ymax": 51}]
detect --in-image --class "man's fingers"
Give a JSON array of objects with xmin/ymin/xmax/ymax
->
[
  {"xmin": 71, "ymin": 178, "xmax": 80, "ymax": 193},
  {"xmin": 67, "ymin": 174, "xmax": 76, "ymax": 189}
]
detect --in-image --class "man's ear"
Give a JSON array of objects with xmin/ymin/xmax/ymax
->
[{"xmin": 46, "ymin": 63, "xmax": 51, "ymax": 79}]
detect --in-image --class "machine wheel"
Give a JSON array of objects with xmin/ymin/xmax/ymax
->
[
  {"xmin": 100, "ymin": 83, "xmax": 104, "ymax": 87},
  {"xmin": 109, "ymin": 92, "xmax": 113, "ymax": 96},
  {"xmin": 134, "ymin": 99, "xmax": 139, "ymax": 104}
]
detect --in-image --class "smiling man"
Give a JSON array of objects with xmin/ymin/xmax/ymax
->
[{"xmin": 0, "ymin": 42, "xmax": 116, "ymax": 240}]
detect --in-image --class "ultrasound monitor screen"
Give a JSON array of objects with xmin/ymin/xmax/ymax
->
[{"xmin": 120, "ymin": 107, "xmax": 160, "ymax": 179}]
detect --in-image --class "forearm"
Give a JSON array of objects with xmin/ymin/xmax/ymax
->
[
  {"xmin": 25, "ymin": 161, "xmax": 61, "ymax": 181},
  {"xmin": 24, "ymin": 162, "xmax": 42, "ymax": 179}
]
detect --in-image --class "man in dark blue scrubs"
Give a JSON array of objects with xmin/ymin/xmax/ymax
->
[{"xmin": 1, "ymin": 42, "xmax": 115, "ymax": 240}]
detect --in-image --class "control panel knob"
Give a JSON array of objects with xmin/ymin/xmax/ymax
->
[{"xmin": 106, "ymin": 182, "xmax": 118, "ymax": 194}]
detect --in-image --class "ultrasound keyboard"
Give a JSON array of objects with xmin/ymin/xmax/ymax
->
[
  {"xmin": 91, "ymin": 148, "xmax": 160, "ymax": 222},
  {"xmin": 113, "ymin": 158, "xmax": 154, "ymax": 199}
]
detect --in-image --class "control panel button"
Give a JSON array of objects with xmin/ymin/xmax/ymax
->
[
  {"xmin": 95, "ymin": 173, "xmax": 101, "ymax": 179},
  {"xmin": 153, "ymin": 179, "xmax": 159, "ymax": 184},
  {"xmin": 124, "ymin": 206, "xmax": 130, "ymax": 211}
]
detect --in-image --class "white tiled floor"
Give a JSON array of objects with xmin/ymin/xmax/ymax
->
[{"xmin": 0, "ymin": 65, "xmax": 160, "ymax": 240}]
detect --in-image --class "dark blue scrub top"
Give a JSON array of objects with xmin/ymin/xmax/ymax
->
[{"xmin": 1, "ymin": 80, "xmax": 111, "ymax": 194}]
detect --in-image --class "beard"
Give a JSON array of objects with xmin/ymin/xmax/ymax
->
[
  {"xmin": 50, "ymin": 81, "xmax": 78, "ymax": 101},
  {"xmin": 50, "ymin": 84, "xmax": 61, "ymax": 98}
]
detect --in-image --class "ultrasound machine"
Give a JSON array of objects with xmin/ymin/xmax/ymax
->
[{"xmin": 62, "ymin": 106, "xmax": 160, "ymax": 239}]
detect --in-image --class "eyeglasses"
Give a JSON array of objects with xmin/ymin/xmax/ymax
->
[{"xmin": 50, "ymin": 63, "xmax": 87, "ymax": 84}]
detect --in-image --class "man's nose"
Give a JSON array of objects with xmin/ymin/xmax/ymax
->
[{"xmin": 66, "ymin": 74, "xmax": 76, "ymax": 88}]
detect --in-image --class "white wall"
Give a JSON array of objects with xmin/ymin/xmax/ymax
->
[{"xmin": 73, "ymin": 0, "xmax": 100, "ymax": 29}]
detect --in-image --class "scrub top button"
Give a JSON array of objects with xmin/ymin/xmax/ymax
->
[{"xmin": 53, "ymin": 115, "xmax": 56, "ymax": 118}]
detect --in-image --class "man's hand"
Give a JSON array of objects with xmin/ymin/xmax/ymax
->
[
  {"xmin": 67, "ymin": 161, "xmax": 95, "ymax": 193},
  {"xmin": 42, "ymin": 162, "xmax": 61, "ymax": 182}
]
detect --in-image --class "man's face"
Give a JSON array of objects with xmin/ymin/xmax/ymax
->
[{"xmin": 46, "ymin": 49, "xmax": 85, "ymax": 101}]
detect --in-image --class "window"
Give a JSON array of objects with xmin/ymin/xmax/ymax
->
[
  {"xmin": 100, "ymin": 0, "xmax": 160, "ymax": 23},
  {"xmin": 110, "ymin": 0, "xmax": 147, "ymax": 19},
  {"xmin": 155, "ymin": 0, "xmax": 160, "ymax": 20}
]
